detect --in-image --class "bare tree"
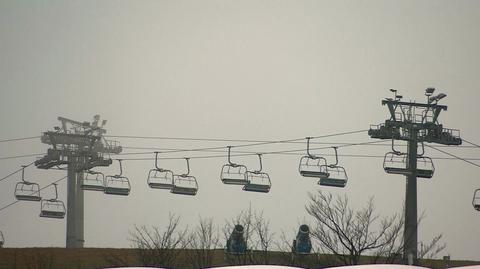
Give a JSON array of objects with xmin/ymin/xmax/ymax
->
[
  {"xmin": 276, "ymin": 230, "xmax": 296, "ymax": 266},
  {"xmin": 418, "ymin": 234, "xmax": 445, "ymax": 259},
  {"xmin": 186, "ymin": 216, "xmax": 220, "ymax": 269},
  {"xmin": 253, "ymin": 210, "xmax": 275, "ymax": 264},
  {"xmin": 306, "ymin": 190, "xmax": 404, "ymax": 265},
  {"xmin": 370, "ymin": 210, "xmax": 446, "ymax": 264},
  {"xmin": 129, "ymin": 213, "xmax": 188, "ymax": 268}
]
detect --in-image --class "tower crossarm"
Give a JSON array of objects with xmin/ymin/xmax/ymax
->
[{"xmin": 381, "ymin": 99, "xmax": 448, "ymax": 110}]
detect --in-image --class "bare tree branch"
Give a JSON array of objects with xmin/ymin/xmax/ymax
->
[{"xmin": 129, "ymin": 213, "xmax": 188, "ymax": 268}]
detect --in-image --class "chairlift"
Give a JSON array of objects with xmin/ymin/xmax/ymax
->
[
  {"xmin": 147, "ymin": 152, "xmax": 174, "ymax": 190},
  {"xmin": 171, "ymin": 158, "xmax": 198, "ymax": 196},
  {"xmin": 104, "ymin": 160, "xmax": 131, "ymax": 196},
  {"xmin": 244, "ymin": 154, "xmax": 271, "ymax": 193},
  {"xmin": 318, "ymin": 147, "xmax": 348, "ymax": 188},
  {"xmin": 40, "ymin": 183, "xmax": 66, "ymax": 219},
  {"xmin": 416, "ymin": 156, "xmax": 435, "ymax": 178},
  {"xmin": 298, "ymin": 137, "xmax": 330, "ymax": 178},
  {"xmin": 220, "ymin": 146, "xmax": 249, "ymax": 185},
  {"xmin": 383, "ymin": 141, "xmax": 435, "ymax": 178},
  {"xmin": 0, "ymin": 230, "xmax": 4, "ymax": 248},
  {"xmin": 383, "ymin": 152, "xmax": 409, "ymax": 175},
  {"xmin": 415, "ymin": 143, "xmax": 434, "ymax": 178},
  {"xmin": 14, "ymin": 166, "xmax": 42, "ymax": 201},
  {"xmin": 473, "ymin": 189, "xmax": 480, "ymax": 211},
  {"xmin": 81, "ymin": 170, "xmax": 105, "ymax": 192}
]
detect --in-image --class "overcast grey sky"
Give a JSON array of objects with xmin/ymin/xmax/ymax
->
[{"xmin": 1, "ymin": 0, "xmax": 479, "ymax": 261}]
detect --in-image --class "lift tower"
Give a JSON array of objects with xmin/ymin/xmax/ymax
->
[
  {"xmin": 35, "ymin": 115, "xmax": 122, "ymax": 248},
  {"xmin": 369, "ymin": 88, "xmax": 461, "ymax": 264}
]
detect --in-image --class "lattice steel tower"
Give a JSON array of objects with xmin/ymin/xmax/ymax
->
[
  {"xmin": 35, "ymin": 115, "xmax": 122, "ymax": 248},
  {"xmin": 369, "ymin": 88, "xmax": 461, "ymax": 264}
]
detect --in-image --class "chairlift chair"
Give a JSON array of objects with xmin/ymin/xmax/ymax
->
[
  {"xmin": 473, "ymin": 189, "xmax": 480, "ymax": 211},
  {"xmin": 81, "ymin": 170, "xmax": 105, "ymax": 191},
  {"xmin": 383, "ymin": 141, "xmax": 435, "ymax": 178},
  {"xmin": 383, "ymin": 152, "xmax": 409, "ymax": 175},
  {"xmin": 171, "ymin": 158, "xmax": 198, "ymax": 196},
  {"xmin": 147, "ymin": 152, "xmax": 174, "ymax": 190},
  {"xmin": 0, "ymin": 231, "xmax": 4, "ymax": 248},
  {"xmin": 14, "ymin": 166, "xmax": 42, "ymax": 201},
  {"xmin": 319, "ymin": 166, "xmax": 348, "ymax": 188},
  {"xmin": 39, "ymin": 183, "xmax": 66, "ymax": 219},
  {"xmin": 104, "ymin": 160, "xmax": 131, "ymax": 196},
  {"xmin": 298, "ymin": 137, "xmax": 330, "ymax": 178},
  {"xmin": 318, "ymin": 147, "xmax": 348, "ymax": 188},
  {"xmin": 221, "ymin": 146, "xmax": 249, "ymax": 185},
  {"xmin": 383, "ymin": 139, "xmax": 410, "ymax": 175},
  {"xmin": 416, "ymin": 156, "xmax": 435, "ymax": 178},
  {"xmin": 243, "ymin": 154, "xmax": 271, "ymax": 193}
]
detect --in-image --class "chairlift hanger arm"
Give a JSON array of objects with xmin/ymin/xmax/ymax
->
[
  {"xmin": 154, "ymin": 152, "xmax": 162, "ymax": 171},
  {"xmin": 227, "ymin": 146, "xmax": 236, "ymax": 166},
  {"xmin": 418, "ymin": 142, "xmax": 425, "ymax": 157},
  {"xmin": 330, "ymin": 147, "xmax": 339, "ymax": 167},
  {"xmin": 117, "ymin": 159, "xmax": 123, "ymax": 176},
  {"xmin": 183, "ymin": 158, "xmax": 191, "ymax": 176},
  {"xmin": 53, "ymin": 183, "xmax": 59, "ymax": 200},
  {"xmin": 21, "ymin": 165, "xmax": 26, "ymax": 182},
  {"xmin": 306, "ymin": 137, "xmax": 316, "ymax": 158},
  {"xmin": 391, "ymin": 138, "xmax": 401, "ymax": 154},
  {"xmin": 256, "ymin": 154, "xmax": 263, "ymax": 172}
]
